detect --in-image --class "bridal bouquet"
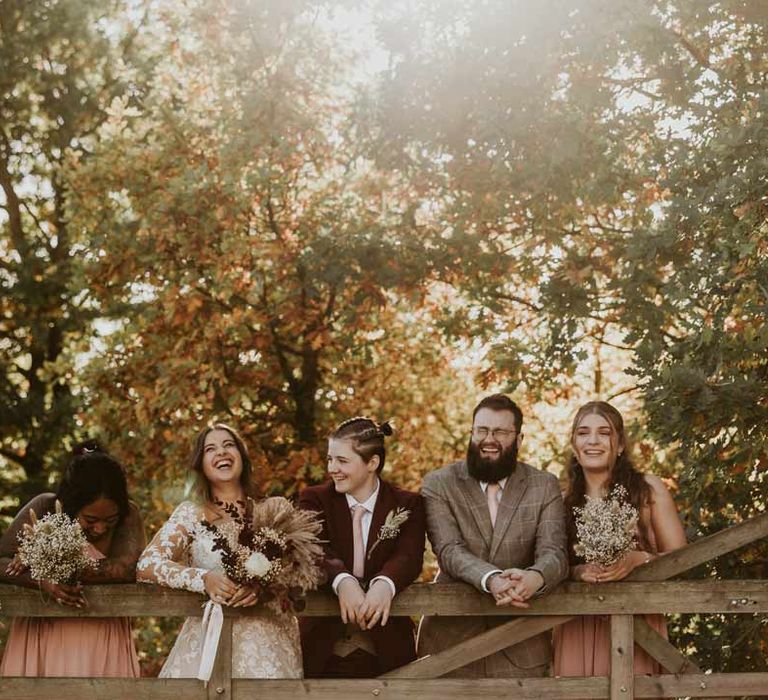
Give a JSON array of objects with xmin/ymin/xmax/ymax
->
[
  {"xmin": 17, "ymin": 500, "xmax": 96, "ymax": 584},
  {"xmin": 573, "ymin": 485, "xmax": 638, "ymax": 567},
  {"xmin": 201, "ymin": 497, "xmax": 323, "ymax": 611}
]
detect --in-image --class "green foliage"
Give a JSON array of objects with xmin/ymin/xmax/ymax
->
[
  {"xmin": 371, "ymin": 0, "xmax": 768, "ymax": 673},
  {"xmin": 0, "ymin": 0, "xmax": 154, "ymax": 512},
  {"xmin": 1, "ymin": 0, "xmax": 766, "ymax": 679}
]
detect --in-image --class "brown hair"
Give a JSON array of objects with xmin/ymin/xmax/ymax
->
[
  {"xmin": 563, "ymin": 402, "xmax": 653, "ymax": 561},
  {"xmin": 329, "ymin": 417, "xmax": 393, "ymax": 473},
  {"xmin": 472, "ymin": 394, "xmax": 523, "ymax": 433},
  {"xmin": 190, "ymin": 423, "xmax": 257, "ymax": 503}
]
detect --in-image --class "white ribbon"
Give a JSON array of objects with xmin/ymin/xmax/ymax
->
[{"xmin": 197, "ymin": 599, "xmax": 224, "ymax": 683}]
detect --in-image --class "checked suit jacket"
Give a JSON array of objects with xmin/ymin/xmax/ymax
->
[
  {"xmin": 299, "ymin": 478, "xmax": 426, "ymax": 676},
  {"xmin": 417, "ymin": 459, "xmax": 568, "ymax": 676}
]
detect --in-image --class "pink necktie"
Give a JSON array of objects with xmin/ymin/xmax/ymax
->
[
  {"xmin": 351, "ymin": 505, "xmax": 366, "ymax": 578},
  {"xmin": 487, "ymin": 482, "xmax": 501, "ymax": 527}
]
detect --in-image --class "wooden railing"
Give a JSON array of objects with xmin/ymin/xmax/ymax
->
[{"xmin": 1, "ymin": 511, "xmax": 767, "ymax": 700}]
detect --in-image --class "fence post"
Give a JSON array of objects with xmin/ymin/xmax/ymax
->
[
  {"xmin": 208, "ymin": 618, "xmax": 233, "ymax": 700},
  {"xmin": 611, "ymin": 614, "xmax": 634, "ymax": 700}
]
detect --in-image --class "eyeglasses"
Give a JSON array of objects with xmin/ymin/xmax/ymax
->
[{"xmin": 471, "ymin": 427, "xmax": 517, "ymax": 442}]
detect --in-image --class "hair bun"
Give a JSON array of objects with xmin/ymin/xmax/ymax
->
[
  {"xmin": 378, "ymin": 420, "xmax": 394, "ymax": 437},
  {"xmin": 73, "ymin": 440, "xmax": 102, "ymax": 457}
]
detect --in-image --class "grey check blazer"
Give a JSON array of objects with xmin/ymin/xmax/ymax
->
[{"xmin": 417, "ymin": 459, "xmax": 567, "ymax": 675}]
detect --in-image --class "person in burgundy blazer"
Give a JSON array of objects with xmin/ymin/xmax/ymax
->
[{"xmin": 299, "ymin": 417, "xmax": 426, "ymax": 677}]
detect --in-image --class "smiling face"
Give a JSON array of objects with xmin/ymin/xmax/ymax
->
[
  {"xmin": 466, "ymin": 408, "xmax": 522, "ymax": 482},
  {"xmin": 327, "ymin": 437, "xmax": 379, "ymax": 503},
  {"xmin": 201, "ymin": 428, "xmax": 244, "ymax": 488},
  {"xmin": 77, "ymin": 497, "xmax": 120, "ymax": 544},
  {"xmin": 573, "ymin": 412, "xmax": 623, "ymax": 473}
]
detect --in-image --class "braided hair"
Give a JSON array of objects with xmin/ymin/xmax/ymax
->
[{"xmin": 330, "ymin": 417, "xmax": 393, "ymax": 473}]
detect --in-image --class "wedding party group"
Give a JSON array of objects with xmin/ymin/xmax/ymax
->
[{"xmin": 0, "ymin": 394, "xmax": 686, "ymax": 682}]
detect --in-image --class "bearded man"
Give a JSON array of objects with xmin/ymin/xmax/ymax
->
[{"xmin": 417, "ymin": 394, "xmax": 567, "ymax": 677}]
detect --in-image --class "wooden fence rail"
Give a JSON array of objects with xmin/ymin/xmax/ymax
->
[{"xmin": 1, "ymin": 510, "xmax": 767, "ymax": 699}]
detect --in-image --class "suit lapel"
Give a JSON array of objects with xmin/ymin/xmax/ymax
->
[
  {"xmin": 490, "ymin": 465, "xmax": 529, "ymax": 559},
  {"xmin": 457, "ymin": 463, "xmax": 493, "ymax": 549},
  {"xmin": 330, "ymin": 486, "xmax": 355, "ymax": 570}
]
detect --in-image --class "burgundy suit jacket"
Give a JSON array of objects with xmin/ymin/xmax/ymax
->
[{"xmin": 299, "ymin": 478, "xmax": 426, "ymax": 676}]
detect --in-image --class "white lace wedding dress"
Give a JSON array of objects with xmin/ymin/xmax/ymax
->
[{"xmin": 137, "ymin": 501, "xmax": 303, "ymax": 678}]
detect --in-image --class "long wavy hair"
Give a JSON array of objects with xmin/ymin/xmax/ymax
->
[
  {"xmin": 190, "ymin": 423, "xmax": 258, "ymax": 503},
  {"xmin": 563, "ymin": 402, "xmax": 653, "ymax": 562}
]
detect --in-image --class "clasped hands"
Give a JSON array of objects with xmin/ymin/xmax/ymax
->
[
  {"xmin": 203, "ymin": 571, "xmax": 260, "ymax": 607},
  {"xmin": 337, "ymin": 577, "xmax": 393, "ymax": 629},
  {"xmin": 488, "ymin": 568, "xmax": 544, "ymax": 608},
  {"xmin": 574, "ymin": 550, "xmax": 650, "ymax": 583}
]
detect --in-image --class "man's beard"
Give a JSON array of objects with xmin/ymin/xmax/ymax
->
[{"xmin": 466, "ymin": 439, "xmax": 518, "ymax": 483}]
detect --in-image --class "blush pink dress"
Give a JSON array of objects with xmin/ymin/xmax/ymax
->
[
  {"xmin": 553, "ymin": 522, "xmax": 666, "ymax": 676},
  {"xmin": 1, "ymin": 544, "xmax": 140, "ymax": 677}
]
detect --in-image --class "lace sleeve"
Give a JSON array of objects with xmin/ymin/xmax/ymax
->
[{"xmin": 136, "ymin": 501, "xmax": 207, "ymax": 593}]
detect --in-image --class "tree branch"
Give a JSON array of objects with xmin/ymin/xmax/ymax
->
[{"xmin": 0, "ymin": 130, "xmax": 27, "ymax": 256}]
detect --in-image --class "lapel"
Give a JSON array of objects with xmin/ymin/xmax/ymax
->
[
  {"xmin": 490, "ymin": 464, "xmax": 529, "ymax": 560},
  {"xmin": 330, "ymin": 485, "xmax": 355, "ymax": 570},
  {"xmin": 457, "ymin": 461, "xmax": 493, "ymax": 549},
  {"xmin": 365, "ymin": 479, "xmax": 394, "ymax": 574}
]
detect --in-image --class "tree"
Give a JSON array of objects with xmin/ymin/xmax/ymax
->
[
  {"xmin": 0, "ymin": 0, "xmax": 153, "ymax": 512},
  {"xmin": 370, "ymin": 0, "xmax": 768, "ymax": 671},
  {"xmin": 68, "ymin": 0, "xmax": 471, "ymax": 527}
]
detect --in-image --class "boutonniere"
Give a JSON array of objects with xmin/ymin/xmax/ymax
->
[{"xmin": 367, "ymin": 507, "xmax": 410, "ymax": 559}]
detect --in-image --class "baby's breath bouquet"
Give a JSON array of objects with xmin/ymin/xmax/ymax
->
[
  {"xmin": 573, "ymin": 485, "xmax": 639, "ymax": 567},
  {"xmin": 17, "ymin": 500, "xmax": 96, "ymax": 584}
]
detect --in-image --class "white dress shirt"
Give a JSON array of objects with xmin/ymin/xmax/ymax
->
[{"xmin": 331, "ymin": 479, "xmax": 397, "ymax": 597}]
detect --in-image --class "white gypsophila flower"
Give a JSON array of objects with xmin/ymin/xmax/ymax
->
[
  {"xmin": 243, "ymin": 551, "xmax": 271, "ymax": 578},
  {"xmin": 573, "ymin": 485, "xmax": 639, "ymax": 567},
  {"xmin": 17, "ymin": 506, "xmax": 96, "ymax": 584}
]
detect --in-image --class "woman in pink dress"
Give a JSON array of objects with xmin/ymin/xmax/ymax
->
[
  {"xmin": 553, "ymin": 401, "xmax": 687, "ymax": 677},
  {"xmin": 0, "ymin": 442, "xmax": 145, "ymax": 677}
]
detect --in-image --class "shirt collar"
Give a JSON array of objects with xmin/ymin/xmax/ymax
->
[
  {"xmin": 479, "ymin": 478, "xmax": 507, "ymax": 493},
  {"xmin": 345, "ymin": 478, "xmax": 380, "ymax": 513}
]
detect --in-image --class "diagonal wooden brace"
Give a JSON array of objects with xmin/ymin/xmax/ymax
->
[
  {"xmin": 633, "ymin": 617, "xmax": 730, "ymax": 700},
  {"xmin": 381, "ymin": 616, "xmax": 572, "ymax": 679}
]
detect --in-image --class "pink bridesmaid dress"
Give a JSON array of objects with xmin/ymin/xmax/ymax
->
[
  {"xmin": 553, "ymin": 526, "xmax": 666, "ymax": 676},
  {"xmin": 1, "ymin": 544, "xmax": 140, "ymax": 677}
]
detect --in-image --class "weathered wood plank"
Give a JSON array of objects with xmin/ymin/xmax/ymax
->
[
  {"xmin": 627, "ymin": 511, "xmax": 768, "ymax": 582},
  {"xmin": 208, "ymin": 618, "xmax": 233, "ymax": 700},
  {"xmin": 633, "ymin": 619, "xmax": 731, "ymax": 700},
  {"xmin": 1, "ymin": 674, "xmax": 765, "ymax": 700},
  {"xmin": 610, "ymin": 615, "xmax": 634, "ymax": 700},
  {"xmin": 0, "ymin": 678, "xmax": 205, "ymax": 700},
  {"xmin": 1, "ymin": 580, "xmax": 767, "ymax": 617},
  {"xmin": 381, "ymin": 615, "xmax": 572, "ymax": 679},
  {"xmin": 634, "ymin": 673, "xmax": 768, "ymax": 697},
  {"xmin": 233, "ymin": 677, "xmax": 611, "ymax": 699}
]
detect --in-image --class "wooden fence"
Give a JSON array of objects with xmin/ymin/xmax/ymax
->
[{"xmin": 1, "ymin": 512, "xmax": 767, "ymax": 700}]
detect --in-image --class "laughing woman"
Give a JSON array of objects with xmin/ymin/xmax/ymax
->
[
  {"xmin": 553, "ymin": 401, "xmax": 687, "ymax": 677},
  {"xmin": 137, "ymin": 423, "xmax": 304, "ymax": 679},
  {"xmin": 0, "ymin": 442, "xmax": 145, "ymax": 677}
]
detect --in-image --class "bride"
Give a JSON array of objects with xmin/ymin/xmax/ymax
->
[{"xmin": 137, "ymin": 423, "xmax": 303, "ymax": 678}]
